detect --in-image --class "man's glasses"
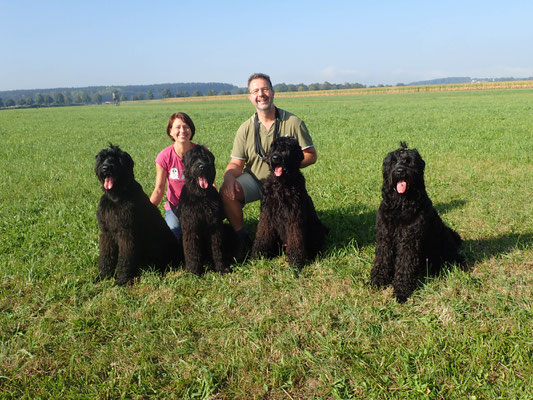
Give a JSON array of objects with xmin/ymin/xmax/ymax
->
[{"xmin": 249, "ymin": 87, "xmax": 271, "ymax": 95}]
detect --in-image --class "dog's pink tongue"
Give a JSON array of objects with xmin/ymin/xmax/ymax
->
[
  {"xmin": 274, "ymin": 166, "xmax": 283, "ymax": 177},
  {"xmin": 104, "ymin": 177, "xmax": 114, "ymax": 190},
  {"xmin": 397, "ymin": 180, "xmax": 407, "ymax": 194},
  {"xmin": 198, "ymin": 177, "xmax": 208, "ymax": 189}
]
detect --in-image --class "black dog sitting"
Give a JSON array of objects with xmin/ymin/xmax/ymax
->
[
  {"xmin": 370, "ymin": 142, "xmax": 463, "ymax": 302},
  {"xmin": 95, "ymin": 144, "xmax": 182, "ymax": 285},
  {"xmin": 174, "ymin": 145, "xmax": 238, "ymax": 274},
  {"xmin": 252, "ymin": 136, "xmax": 328, "ymax": 269}
]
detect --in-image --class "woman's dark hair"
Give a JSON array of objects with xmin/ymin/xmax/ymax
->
[{"xmin": 166, "ymin": 112, "xmax": 196, "ymax": 141}]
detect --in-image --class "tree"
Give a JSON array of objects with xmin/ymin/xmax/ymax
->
[
  {"xmin": 6, "ymin": 99, "xmax": 15, "ymax": 107},
  {"xmin": 81, "ymin": 93, "xmax": 90, "ymax": 104},
  {"xmin": 236, "ymin": 88, "xmax": 245, "ymax": 95},
  {"xmin": 207, "ymin": 89, "xmax": 217, "ymax": 96},
  {"xmin": 53, "ymin": 93, "xmax": 65, "ymax": 105},
  {"xmin": 25, "ymin": 96, "xmax": 34, "ymax": 105},
  {"xmin": 220, "ymin": 90, "xmax": 231, "ymax": 95},
  {"xmin": 320, "ymin": 81, "xmax": 332, "ymax": 90},
  {"xmin": 120, "ymin": 94, "xmax": 128, "ymax": 101},
  {"xmin": 297, "ymin": 84, "xmax": 308, "ymax": 91},
  {"xmin": 0, "ymin": 98, "xmax": 4, "ymax": 107},
  {"xmin": 274, "ymin": 83, "xmax": 288, "ymax": 92},
  {"xmin": 44, "ymin": 95, "xmax": 53, "ymax": 106},
  {"xmin": 64, "ymin": 95, "xmax": 72, "ymax": 106},
  {"xmin": 308, "ymin": 83, "xmax": 320, "ymax": 91},
  {"xmin": 17, "ymin": 98, "xmax": 26, "ymax": 106},
  {"xmin": 92, "ymin": 93, "xmax": 103, "ymax": 104},
  {"xmin": 35, "ymin": 93, "xmax": 44, "ymax": 105},
  {"xmin": 136, "ymin": 92, "xmax": 144, "ymax": 100},
  {"xmin": 287, "ymin": 84, "xmax": 297, "ymax": 92},
  {"xmin": 146, "ymin": 90, "xmax": 153, "ymax": 100},
  {"xmin": 161, "ymin": 88, "xmax": 172, "ymax": 98},
  {"xmin": 192, "ymin": 90, "xmax": 203, "ymax": 97}
]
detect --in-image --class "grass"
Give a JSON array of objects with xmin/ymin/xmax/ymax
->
[{"xmin": 1, "ymin": 88, "xmax": 532, "ymax": 399}]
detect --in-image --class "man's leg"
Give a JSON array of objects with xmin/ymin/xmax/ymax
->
[{"xmin": 221, "ymin": 180, "xmax": 246, "ymax": 232}]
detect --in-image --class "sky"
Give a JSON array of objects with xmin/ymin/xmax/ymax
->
[{"xmin": 1, "ymin": 0, "xmax": 532, "ymax": 91}]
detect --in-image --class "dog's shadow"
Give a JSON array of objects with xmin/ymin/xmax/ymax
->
[
  {"xmin": 462, "ymin": 232, "xmax": 533, "ymax": 270},
  {"xmin": 318, "ymin": 204, "xmax": 376, "ymax": 252},
  {"xmin": 317, "ymin": 199, "xmax": 469, "ymax": 254}
]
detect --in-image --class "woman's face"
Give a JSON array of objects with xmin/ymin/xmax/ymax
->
[{"xmin": 170, "ymin": 118, "xmax": 192, "ymax": 143}]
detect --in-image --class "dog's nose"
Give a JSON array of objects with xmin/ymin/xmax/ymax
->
[{"xmin": 272, "ymin": 154, "xmax": 282, "ymax": 164}]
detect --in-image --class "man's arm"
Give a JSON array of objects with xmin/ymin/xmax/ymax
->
[
  {"xmin": 220, "ymin": 158, "xmax": 246, "ymax": 201},
  {"xmin": 301, "ymin": 147, "xmax": 317, "ymax": 168}
]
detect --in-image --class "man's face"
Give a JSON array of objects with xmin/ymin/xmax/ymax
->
[{"xmin": 248, "ymin": 78, "xmax": 275, "ymax": 112}]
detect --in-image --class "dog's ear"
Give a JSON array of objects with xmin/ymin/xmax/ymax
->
[
  {"xmin": 123, "ymin": 151, "xmax": 134, "ymax": 171},
  {"xmin": 400, "ymin": 141, "xmax": 408, "ymax": 150},
  {"xmin": 382, "ymin": 152, "xmax": 393, "ymax": 176}
]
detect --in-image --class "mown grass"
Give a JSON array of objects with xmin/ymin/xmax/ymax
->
[{"xmin": 1, "ymin": 89, "xmax": 532, "ymax": 399}]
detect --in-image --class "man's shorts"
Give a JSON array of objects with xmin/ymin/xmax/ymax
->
[{"xmin": 236, "ymin": 172, "xmax": 263, "ymax": 204}]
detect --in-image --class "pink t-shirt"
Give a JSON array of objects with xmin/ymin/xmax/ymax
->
[{"xmin": 155, "ymin": 143, "xmax": 196, "ymax": 210}]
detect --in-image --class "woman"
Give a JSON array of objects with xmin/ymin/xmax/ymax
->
[{"xmin": 150, "ymin": 112, "xmax": 196, "ymax": 237}]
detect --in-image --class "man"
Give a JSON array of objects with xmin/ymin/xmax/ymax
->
[{"xmin": 220, "ymin": 73, "xmax": 317, "ymax": 244}]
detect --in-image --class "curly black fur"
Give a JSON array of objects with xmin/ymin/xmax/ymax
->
[
  {"xmin": 370, "ymin": 142, "xmax": 463, "ymax": 302},
  {"xmin": 252, "ymin": 136, "xmax": 328, "ymax": 269},
  {"xmin": 174, "ymin": 145, "xmax": 238, "ymax": 274},
  {"xmin": 95, "ymin": 144, "xmax": 182, "ymax": 285}
]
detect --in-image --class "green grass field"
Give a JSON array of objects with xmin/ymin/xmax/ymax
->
[{"xmin": 1, "ymin": 89, "xmax": 532, "ymax": 399}]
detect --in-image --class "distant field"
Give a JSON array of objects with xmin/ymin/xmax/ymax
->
[{"xmin": 1, "ymin": 88, "xmax": 532, "ymax": 399}]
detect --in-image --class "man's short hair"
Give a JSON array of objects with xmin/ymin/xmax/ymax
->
[{"xmin": 248, "ymin": 73, "xmax": 273, "ymax": 90}]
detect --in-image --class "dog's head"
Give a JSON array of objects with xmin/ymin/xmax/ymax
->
[
  {"xmin": 267, "ymin": 136, "xmax": 304, "ymax": 178},
  {"xmin": 183, "ymin": 145, "xmax": 216, "ymax": 191},
  {"xmin": 95, "ymin": 144, "xmax": 135, "ymax": 192},
  {"xmin": 382, "ymin": 141, "xmax": 426, "ymax": 198}
]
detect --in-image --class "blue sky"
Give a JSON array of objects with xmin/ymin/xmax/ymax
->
[{"xmin": 1, "ymin": 0, "xmax": 532, "ymax": 91}]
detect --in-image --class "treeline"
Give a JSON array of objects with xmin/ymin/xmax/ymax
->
[
  {"xmin": 272, "ymin": 82, "xmax": 366, "ymax": 92},
  {"xmin": 0, "ymin": 82, "xmax": 238, "ymax": 108},
  {"xmin": 0, "ymin": 81, "xmax": 370, "ymax": 109}
]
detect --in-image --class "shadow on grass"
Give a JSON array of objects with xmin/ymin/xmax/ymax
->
[
  {"xmin": 318, "ymin": 205, "xmax": 376, "ymax": 252},
  {"xmin": 434, "ymin": 199, "xmax": 467, "ymax": 215},
  {"xmin": 463, "ymin": 231, "xmax": 533, "ymax": 269},
  {"xmin": 318, "ymin": 199, "xmax": 468, "ymax": 254}
]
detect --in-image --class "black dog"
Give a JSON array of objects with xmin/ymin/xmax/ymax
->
[
  {"xmin": 252, "ymin": 136, "xmax": 328, "ymax": 269},
  {"xmin": 95, "ymin": 144, "xmax": 182, "ymax": 285},
  {"xmin": 174, "ymin": 145, "xmax": 237, "ymax": 274},
  {"xmin": 370, "ymin": 142, "xmax": 463, "ymax": 302}
]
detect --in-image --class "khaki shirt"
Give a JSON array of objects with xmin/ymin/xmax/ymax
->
[{"xmin": 230, "ymin": 108, "xmax": 314, "ymax": 184}]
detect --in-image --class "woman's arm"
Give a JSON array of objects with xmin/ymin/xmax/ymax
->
[{"xmin": 150, "ymin": 163, "xmax": 167, "ymax": 206}]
